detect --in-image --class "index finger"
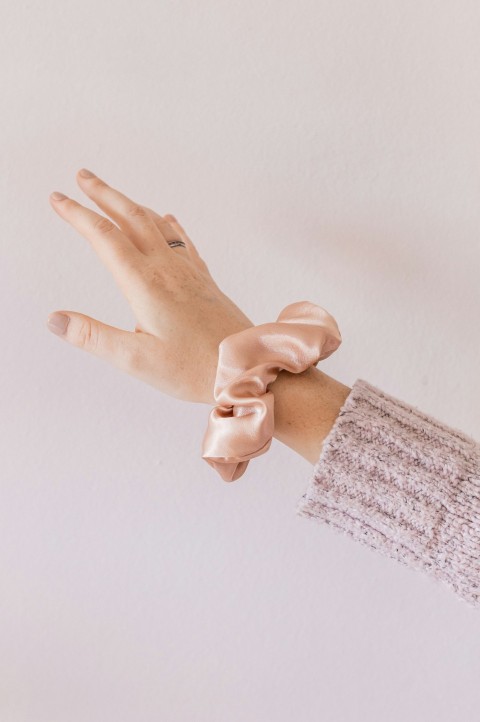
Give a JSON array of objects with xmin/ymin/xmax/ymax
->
[{"xmin": 49, "ymin": 191, "xmax": 144, "ymax": 289}]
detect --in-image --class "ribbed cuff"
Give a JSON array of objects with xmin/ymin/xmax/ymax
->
[{"xmin": 296, "ymin": 378, "xmax": 480, "ymax": 609}]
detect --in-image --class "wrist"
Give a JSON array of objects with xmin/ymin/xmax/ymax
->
[
  {"xmin": 201, "ymin": 301, "xmax": 346, "ymax": 480},
  {"xmin": 268, "ymin": 366, "xmax": 351, "ymax": 464}
]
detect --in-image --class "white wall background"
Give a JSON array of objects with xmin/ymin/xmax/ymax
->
[{"xmin": 1, "ymin": 1, "xmax": 480, "ymax": 720}]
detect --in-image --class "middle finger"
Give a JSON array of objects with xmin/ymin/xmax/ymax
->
[
  {"xmin": 76, "ymin": 169, "xmax": 169, "ymax": 256},
  {"xmin": 48, "ymin": 192, "xmax": 145, "ymax": 295}
]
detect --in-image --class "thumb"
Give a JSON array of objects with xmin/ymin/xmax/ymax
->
[{"xmin": 46, "ymin": 310, "xmax": 142, "ymax": 373}]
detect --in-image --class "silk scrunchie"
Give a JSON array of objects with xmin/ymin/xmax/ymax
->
[{"xmin": 201, "ymin": 301, "xmax": 342, "ymax": 482}]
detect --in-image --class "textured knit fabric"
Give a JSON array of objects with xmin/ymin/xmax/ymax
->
[{"xmin": 296, "ymin": 378, "xmax": 480, "ymax": 609}]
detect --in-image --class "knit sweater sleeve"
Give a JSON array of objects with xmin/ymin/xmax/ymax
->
[{"xmin": 296, "ymin": 378, "xmax": 480, "ymax": 609}]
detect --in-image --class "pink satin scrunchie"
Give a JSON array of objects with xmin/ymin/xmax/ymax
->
[{"xmin": 201, "ymin": 301, "xmax": 342, "ymax": 482}]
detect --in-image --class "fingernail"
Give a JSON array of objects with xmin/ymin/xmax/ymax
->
[
  {"xmin": 79, "ymin": 168, "xmax": 95, "ymax": 178},
  {"xmin": 47, "ymin": 313, "xmax": 70, "ymax": 336},
  {"xmin": 50, "ymin": 191, "xmax": 68, "ymax": 201}
]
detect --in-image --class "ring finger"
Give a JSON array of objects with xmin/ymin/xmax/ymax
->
[{"xmin": 147, "ymin": 209, "xmax": 202, "ymax": 264}]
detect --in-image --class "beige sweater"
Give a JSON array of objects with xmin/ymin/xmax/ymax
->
[{"xmin": 296, "ymin": 379, "xmax": 480, "ymax": 609}]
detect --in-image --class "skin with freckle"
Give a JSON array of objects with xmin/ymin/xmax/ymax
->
[{"xmin": 48, "ymin": 170, "xmax": 253, "ymax": 405}]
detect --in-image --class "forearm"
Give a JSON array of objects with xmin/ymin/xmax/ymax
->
[{"xmin": 269, "ymin": 366, "xmax": 352, "ymax": 464}]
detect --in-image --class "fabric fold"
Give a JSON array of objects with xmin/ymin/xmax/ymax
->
[{"xmin": 202, "ymin": 301, "xmax": 342, "ymax": 481}]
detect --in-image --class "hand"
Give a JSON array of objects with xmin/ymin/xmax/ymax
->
[{"xmin": 47, "ymin": 169, "xmax": 254, "ymax": 405}]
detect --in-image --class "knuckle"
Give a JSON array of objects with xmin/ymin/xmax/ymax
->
[
  {"xmin": 127, "ymin": 204, "xmax": 146, "ymax": 218},
  {"xmin": 89, "ymin": 177, "xmax": 105, "ymax": 190},
  {"xmin": 93, "ymin": 216, "xmax": 116, "ymax": 234},
  {"xmin": 76, "ymin": 319, "xmax": 99, "ymax": 352}
]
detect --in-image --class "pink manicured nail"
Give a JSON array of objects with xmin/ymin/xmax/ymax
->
[
  {"xmin": 79, "ymin": 168, "xmax": 95, "ymax": 178},
  {"xmin": 47, "ymin": 313, "xmax": 70, "ymax": 336},
  {"xmin": 50, "ymin": 191, "xmax": 67, "ymax": 201}
]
